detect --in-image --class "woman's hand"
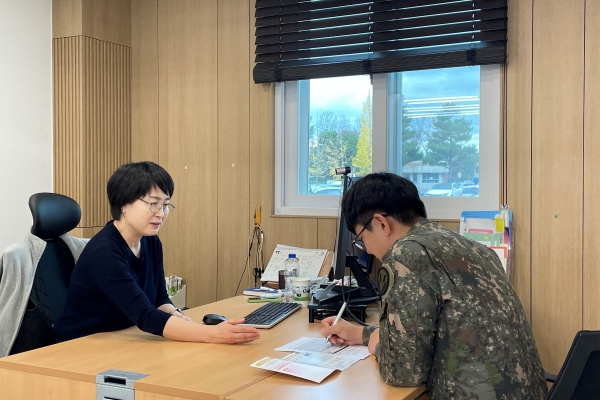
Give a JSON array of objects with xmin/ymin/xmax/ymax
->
[
  {"xmin": 207, "ymin": 318, "xmax": 260, "ymax": 344},
  {"xmin": 320, "ymin": 316, "xmax": 363, "ymax": 346}
]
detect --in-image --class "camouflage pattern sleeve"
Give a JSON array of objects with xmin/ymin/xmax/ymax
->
[
  {"xmin": 376, "ymin": 256, "xmax": 439, "ymax": 387},
  {"xmin": 362, "ymin": 325, "xmax": 378, "ymax": 346}
]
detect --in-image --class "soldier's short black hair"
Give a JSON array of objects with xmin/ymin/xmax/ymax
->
[
  {"xmin": 107, "ymin": 161, "xmax": 175, "ymax": 220},
  {"xmin": 341, "ymin": 172, "xmax": 427, "ymax": 234}
]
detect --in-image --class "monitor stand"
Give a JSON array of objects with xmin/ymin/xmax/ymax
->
[
  {"xmin": 313, "ymin": 283, "xmax": 378, "ymax": 306},
  {"xmin": 307, "ymin": 300, "xmax": 367, "ymax": 324}
]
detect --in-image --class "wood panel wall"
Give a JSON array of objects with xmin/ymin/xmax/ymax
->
[
  {"xmin": 506, "ymin": 0, "xmax": 533, "ymax": 321},
  {"xmin": 52, "ymin": 0, "xmax": 600, "ymax": 378},
  {"xmin": 53, "ymin": 0, "xmax": 131, "ymax": 236},
  {"xmin": 531, "ymin": 0, "xmax": 584, "ymax": 373},
  {"xmin": 53, "ymin": 0, "xmax": 131, "ymax": 47},
  {"xmin": 584, "ymin": 0, "xmax": 600, "ymax": 332},
  {"xmin": 157, "ymin": 0, "xmax": 220, "ymax": 307},
  {"xmin": 129, "ymin": 0, "xmax": 471, "ymax": 308},
  {"xmin": 217, "ymin": 1, "xmax": 252, "ymax": 299},
  {"xmin": 506, "ymin": 0, "xmax": 600, "ymax": 374}
]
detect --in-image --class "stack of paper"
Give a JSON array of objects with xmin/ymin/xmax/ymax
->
[
  {"xmin": 250, "ymin": 337, "xmax": 370, "ymax": 383},
  {"xmin": 260, "ymin": 245, "xmax": 328, "ymax": 283},
  {"xmin": 459, "ymin": 207, "xmax": 513, "ymax": 278}
]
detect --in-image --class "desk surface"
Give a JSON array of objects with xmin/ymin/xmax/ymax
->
[{"xmin": 0, "ymin": 296, "xmax": 425, "ymax": 400}]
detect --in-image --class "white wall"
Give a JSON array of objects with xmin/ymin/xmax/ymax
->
[{"xmin": 0, "ymin": 1, "xmax": 53, "ymax": 251}]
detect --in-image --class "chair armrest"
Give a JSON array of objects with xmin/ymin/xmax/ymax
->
[{"xmin": 545, "ymin": 372, "xmax": 557, "ymax": 383}]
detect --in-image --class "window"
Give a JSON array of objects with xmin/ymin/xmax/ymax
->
[
  {"xmin": 275, "ymin": 65, "xmax": 500, "ymax": 218},
  {"xmin": 422, "ymin": 173, "xmax": 440, "ymax": 184}
]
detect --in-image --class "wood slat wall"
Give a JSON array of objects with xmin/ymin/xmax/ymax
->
[
  {"xmin": 83, "ymin": 37, "xmax": 131, "ymax": 226},
  {"xmin": 53, "ymin": 37, "xmax": 83, "ymax": 212},
  {"xmin": 53, "ymin": 37, "xmax": 131, "ymax": 228},
  {"xmin": 53, "ymin": 0, "xmax": 132, "ymax": 230}
]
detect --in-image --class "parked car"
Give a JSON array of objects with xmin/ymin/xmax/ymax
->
[
  {"xmin": 460, "ymin": 186, "xmax": 479, "ymax": 197},
  {"xmin": 313, "ymin": 187, "xmax": 342, "ymax": 195},
  {"xmin": 425, "ymin": 183, "xmax": 463, "ymax": 196}
]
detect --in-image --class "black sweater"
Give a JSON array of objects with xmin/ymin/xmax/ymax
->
[{"xmin": 55, "ymin": 222, "xmax": 172, "ymax": 342}]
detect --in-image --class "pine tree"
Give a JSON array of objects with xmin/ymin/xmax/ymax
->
[
  {"xmin": 401, "ymin": 100, "xmax": 423, "ymax": 165},
  {"xmin": 425, "ymin": 103, "xmax": 477, "ymax": 182}
]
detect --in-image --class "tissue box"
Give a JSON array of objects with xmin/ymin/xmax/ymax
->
[{"xmin": 169, "ymin": 285, "xmax": 186, "ymax": 309}]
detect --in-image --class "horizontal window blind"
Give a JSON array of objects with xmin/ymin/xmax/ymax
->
[{"xmin": 254, "ymin": 0, "xmax": 507, "ymax": 83}]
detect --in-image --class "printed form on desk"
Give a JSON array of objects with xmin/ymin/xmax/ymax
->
[
  {"xmin": 250, "ymin": 337, "xmax": 370, "ymax": 383},
  {"xmin": 260, "ymin": 245, "xmax": 328, "ymax": 282}
]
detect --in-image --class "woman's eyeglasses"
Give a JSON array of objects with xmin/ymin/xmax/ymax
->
[{"xmin": 138, "ymin": 198, "xmax": 175, "ymax": 215}]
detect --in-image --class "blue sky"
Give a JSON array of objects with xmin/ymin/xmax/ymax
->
[{"xmin": 309, "ymin": 66, "xmax": 481, "ymax": 139}]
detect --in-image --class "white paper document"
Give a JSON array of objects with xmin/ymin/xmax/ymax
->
[
  {"xmin": 275, "ymin": 337, "xmax": 371, "ymax": 359},
  {"xmin": 281, "ymin": 352, "xmax": 361, "ymax": 371},
  {"xmin": 261, "ymin": 245, "xmax": 328, "ymax": 282},
  {"xmin": 250, "ymin": 357, "xmax": 335, "ymax": 383}
]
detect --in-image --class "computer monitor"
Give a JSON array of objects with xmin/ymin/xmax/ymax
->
[
  {"xmin": 328, "ymin": 175, "xmax": 378, "ymax": 305},
  {"xmin": 332, "ymin": 174, "xmax": 355, "ymax": 280}
]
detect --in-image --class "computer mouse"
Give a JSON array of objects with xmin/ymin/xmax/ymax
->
[{"xmin": 202, "ymin": 313, "xmax": 227, "ymax": 325}]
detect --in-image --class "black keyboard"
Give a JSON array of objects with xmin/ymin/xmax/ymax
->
[{"xmin": 240, "ymin": 302, "xmax": 301, "ymax": 329}]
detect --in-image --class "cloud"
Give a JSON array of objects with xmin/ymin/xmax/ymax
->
[
  {"xmin": 402, "ymin": 66, "xmax": 480, "ymax": 99},
  {"xmin": 310, "ymin": 75, "xmax": 371, "ymax": 119},
  {"xmin": 308, "ymin": 66, "xmax": 481, "ymax": 132}
]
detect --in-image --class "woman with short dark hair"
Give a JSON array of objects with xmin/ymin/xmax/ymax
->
[{"xmin": 55, "ymin": 161, "xmax": 259, "ymax": 344}]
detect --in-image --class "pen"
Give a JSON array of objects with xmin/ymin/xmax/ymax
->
[{"xmin": 325, "ymin": 302, "xmax": 347, "ymax": 342}]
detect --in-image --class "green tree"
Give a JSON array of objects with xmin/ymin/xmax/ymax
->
[
  {"xmin": 309, "ymin": 129, "xmax": 359, "ymax": 183},
  {"xmin": 425, "ymin": 103, "xmax": 477, "ymax": 182},
  {"xmin": 309, "ymin": 107, "xmax": 361, "ymax": 182},
  {"xmin": 410, "ymin": 116, "xmax": 433, "ymax": 159},
  {"xmin": 352, "ymin": 93, "xmax": 373, "ymax": 175},
  {"xmin": 340, "ymin": 131, "xmax": 359, "ymax": 166},
  {"xmin": 401, "ymin": 100, "xmax": 423, "ymax": 165}
]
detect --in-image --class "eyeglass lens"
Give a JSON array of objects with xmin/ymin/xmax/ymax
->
[{"xmin": 151, "ymin": 203, "xmax": 173, "ymax": 214}]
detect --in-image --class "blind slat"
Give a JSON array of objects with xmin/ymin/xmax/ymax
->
[
  {"xmin": 256, "ymin": 19, "xmax": 506, "ymax": 55},
  {"xmin": 258, "ymin": 0, "xmax": 504, "ymax": 27},
  {"xmin": 253, "ymin": 0, "xmax": 507, "ymax": 83},
  {"xmin": 256, "ymin": 0, "xmax": 371, "ymax": 19},
  {"xmin": 256, "ymin": 8, "xmax": 506, "ymax": 45},
  {"xmin": 256, "ymin": 29, "xmax": 505, "ymax": 63},
  {"xmin": 254, "ymin": 44, "xmax": 505, "ymax": 83}
]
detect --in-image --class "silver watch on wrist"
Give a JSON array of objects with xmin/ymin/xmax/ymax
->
[{"xmin": 170, "ymin": 307, "xmax": 184, "ymax": 315}]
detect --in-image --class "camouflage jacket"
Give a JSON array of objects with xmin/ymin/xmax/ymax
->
[{"xmin": 363, "ymin": 219, "xmax": 547, "ymax": 400}]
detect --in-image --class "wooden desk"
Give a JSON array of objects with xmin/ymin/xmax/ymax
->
[
  {"xmin": 0, "ymin": 297, "xmax": 425, "ymax": 400},
  {"xmin": 225, "ymin": 355, "xmax": 426, "ymax": 400}
]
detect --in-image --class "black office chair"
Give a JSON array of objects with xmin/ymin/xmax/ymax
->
[
  {"xmin": 9, "ymin": 193, "xmax": 81, "ymax": 355},
  {"xmin": 546, "ymin": 330, "xmax": 600, "ymax": 399}
]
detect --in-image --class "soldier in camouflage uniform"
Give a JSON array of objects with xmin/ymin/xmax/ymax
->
[{"xmin": 320, "ymin": 172, "xmax": 546, "ymax": 399}]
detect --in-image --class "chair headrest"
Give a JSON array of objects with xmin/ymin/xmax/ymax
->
[{"xmin": 29, "ymin": 193, "xmax": 81, "ymax": 240}]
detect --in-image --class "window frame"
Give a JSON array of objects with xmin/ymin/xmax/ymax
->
[{"xmin": 274, "ymin": 65, "xmax": 501, "ymax": 219}]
